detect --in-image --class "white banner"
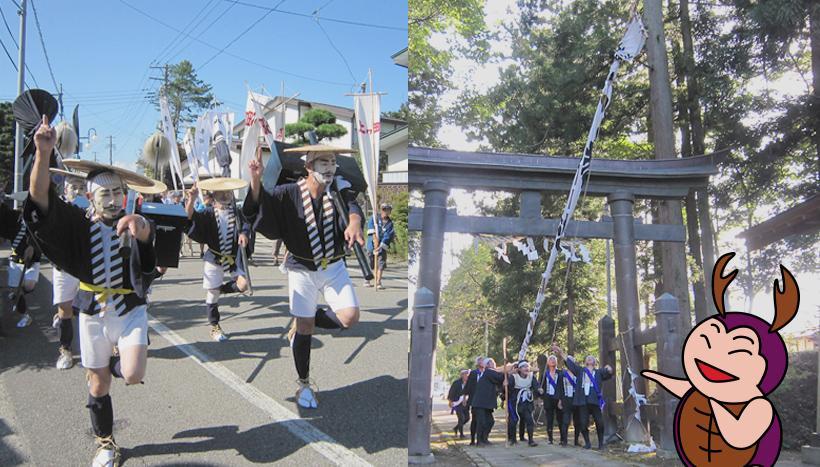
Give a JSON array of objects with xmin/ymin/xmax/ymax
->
[
  {"xmin": 183, "ymin": 128, "xmax": 200, "ymax": 180},
  {"xmin": 517, "ymin": 15, "xmax": 646, "ymax": 362},
  {"xmin": 354, "ymin": 93, "xmax": 381, "ymax": 243},
  {"xmin": 241, "ymin": 89, "xmax": 284, "ymax": 193},
  {"xmin": 159, "ymin": 95, "xmax": 184, "ymax": 191}
]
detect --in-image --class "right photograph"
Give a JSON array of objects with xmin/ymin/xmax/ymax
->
[{"xmin": 408, "ymin": 1, "xmax": 820, "ymax": 466}]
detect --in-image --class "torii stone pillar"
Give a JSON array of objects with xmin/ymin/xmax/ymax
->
[{"xmin": 607, "ymin": 191, "xmax": 646, "ymax": 442}]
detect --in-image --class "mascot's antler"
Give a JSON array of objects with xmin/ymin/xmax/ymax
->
[
  {"xmin": 770, "ymin": 265, "xmax": 800, "ymax": 332},
  {"xmin": 712, "ymin": 252, "xmax": 738, "ymax": 315}
]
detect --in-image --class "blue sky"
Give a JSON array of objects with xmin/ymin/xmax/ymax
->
[{"xmin": 0, "ymin": 0, "xmax": 407, "ymax": 169}]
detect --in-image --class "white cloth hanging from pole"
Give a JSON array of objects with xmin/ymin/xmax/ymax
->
[
  {"xmin": 353, "ymin": 93, "xmax": 381, "ymax": 239},
  {"xmin": 159, "ymin": 94, "xmax": 184, "ymax": 191},
  {"xmin": 517, "ymin": 15, "xmax": 646, "ymax": 362}
]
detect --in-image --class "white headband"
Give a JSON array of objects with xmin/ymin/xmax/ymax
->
[{"xmin": 87, "ymin": 171, "xmax": 123, "ymax": 193}]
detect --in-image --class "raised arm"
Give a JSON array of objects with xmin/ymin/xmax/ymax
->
[
  {"xmin": 29, "ymin": 115, "xmax": 57, "ymax": 213},
  {"xmin": 248, "ymin": 146, "xmax": 264, "ymax": 203},
  {"xmin": 640, "ymin": 370, "xmax": 692, "ymax": 399},
  {"xmin": 184, "ymin": 183, "xmax": 198, "ymax": 219}
]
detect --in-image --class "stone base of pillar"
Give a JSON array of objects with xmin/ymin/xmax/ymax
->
[
  {"xmin": 408, "ymin": 453, "xmax": 436, "ymax": 464},
  {"xmin": 803, "ymin": 433, "xmax": 820, "ymax": 465}
]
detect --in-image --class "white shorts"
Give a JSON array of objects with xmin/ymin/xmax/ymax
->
[
  {"xmin": 52, "ymin": 268, "xmax": 80, "ymax": 305},
  {"xmin": 7, "ymin": 261, "xmax": 40, "ymax": 287},
  {"xmin": 79, "ymin": 304, "xmax": 149, "ymax": 369},
  {"xmin": 288, "ymin": 260, "xmax": 359, "ymax": 318},
  {"xmin": 202, "ymin": 260, "xmax": 246, "ymax": 290}
]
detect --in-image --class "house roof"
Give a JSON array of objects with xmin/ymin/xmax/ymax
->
[
  {"xmin": 232, "ymin": 95, "xmax": 406, "ymax": 134},
  {"xmin": 391, "ymin": 48, "xmax": 408, "ymax": 67}
]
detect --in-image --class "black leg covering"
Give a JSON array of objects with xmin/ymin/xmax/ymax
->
[
  {"xmin": 207, "ymin": 303, "xmax": 220, "ymax": 325},
  {"xmin": 109, "ymin": 355, "xmax": 123, "ymax": 379},
  {"xmin": 59, "ymin": 317, "xmax": 73, "ymax": 349},
  {"xmin": 314, "ymin": 306, "xmax": 343, "ymax": 330},
  {"xmin": 15, "ymin": 295, "xmax": 27, "ymax": 314},
  {"xmin": 292, "ymin": 332, "xmax": 312, "ymax": 380},
  {"xmin": 219, "ymin": 281, "xmax": 239, "ymax": 294},
  {"xmin": 87, "ymin": 394, "xmax": 113, "ymax": 437}
]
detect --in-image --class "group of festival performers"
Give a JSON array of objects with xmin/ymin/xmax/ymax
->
[
  {"xmin": 0, "ymin": 115, "xmax": 370, "ymax": 467},
  {"xmin": 448, "ymin": 343, "xmax": 614, "ymax": 450}
]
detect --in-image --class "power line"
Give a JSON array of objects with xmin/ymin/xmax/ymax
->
[
  {"xmin": 165, "ymin": 0, "xmax": 237, "ymax": 64},
  {"xmin": 118, "ymin": 0, "xmax": 351, "ymax": 87},
  {"xmin": 29, "ymin": 0, "xmax": 58, "ymax": 91},
  {"xmin": 314, "ymin": 17, "xmax": 358, "ymax": 85},
  {"xmin": 0, "ymin": 34, "xmax": 17, "ymax": 72},
  {"xmin": 196, "ymin": 0, "xmax": 284, "ymax": 71},
  {"xmin": 153, "ymin": 0, "xmax": 218, "ymax": 65},
  {"xmin": 0, "ymin": 3, "xmax": 38, "ymax": 87},
  {"xmin": 223, "ymin": 0, "xmax": 407, "ymax": 32}
]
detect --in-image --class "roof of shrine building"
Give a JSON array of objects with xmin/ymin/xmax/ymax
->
[
  {"xmin": 739, "ymin": 194, "xmax": 820, "ymax": 251},
  {"xmin": 408, "ymin": 146, "xmax": 726, "ymax": 199}
]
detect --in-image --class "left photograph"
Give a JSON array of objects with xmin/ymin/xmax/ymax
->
[{"xmin": 0, "ymin": 1, "xmax": 408, "ymax": 465}]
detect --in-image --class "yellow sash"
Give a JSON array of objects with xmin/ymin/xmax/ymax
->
[
  {"xmin": 79, "ymin": 282, "xmax": 134, "ymax": 307},
  {"xmin": 209, "ymin": 248, "xmax": 236, "ymax": 266}
]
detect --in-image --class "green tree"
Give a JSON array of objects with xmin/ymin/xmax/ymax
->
[
  {"xmin": 0, "ymin": 102, "xmax": 13, "ymax": 192},
  {"xmin": 285, "ymin": 108, "xmax": 347, "ymax": 144},
  {"xmin": 409, "ymin": 0, "xmax": 488, "ymax": 146},
  {"xmin": 155, "ymin": 60, "xmax": 216, "ymax": 139}
]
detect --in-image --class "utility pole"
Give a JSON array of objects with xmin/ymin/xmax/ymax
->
[
  {"xmin": 149, "ymin": 63, "xmax": 170, "ymax": 95},
  {"xmin": 644, "ymin": 0, "xmax": 693, "ymax": 332},
  {"xmin": 12, "ymin": 0, "xmax": 27, "ymax": 207},
  {"xmin": 107, "ymin": 136, "xmax": 114, "ymax": 165}
]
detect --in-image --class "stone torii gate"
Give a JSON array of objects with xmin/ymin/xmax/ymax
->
[{"xmin": 407, "ymin": 146, "xmax": 723, "ymax": 463}]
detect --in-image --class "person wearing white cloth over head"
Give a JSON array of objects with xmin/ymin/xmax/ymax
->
[
  {"xmin": 184, "ymin": 177, "xmax": 251, "ymax": 342},
  {"xmin": 26, "ymin": 114, "xmax": 162, "ymax": 467},
  {"xmin": 48, "ymin": 166, "xmax": 89, "ymax": 369},
  {"xmin": 243, "ymin": 143, "xmax": 365, "ymax": 409}
]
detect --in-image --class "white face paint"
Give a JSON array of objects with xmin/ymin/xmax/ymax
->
[
  {"xmin": 89, "ymin": 177, "xmax": 125, "ymax": 222},
  {"xmin": 64, "ymin": 178, "xmax": 86, "ymax": 202},
  {"xmin": 213, "ymin": 190, "xmax": 233, "ymax": 209},
  {"xmin": 308, "ymin": 154, "xmax": 337, "ymax": 186}
]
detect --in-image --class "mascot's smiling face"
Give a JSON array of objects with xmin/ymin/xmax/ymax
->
[{"xmin": 683, "ymin": 317, "xmax": 767, "ymax": 403}]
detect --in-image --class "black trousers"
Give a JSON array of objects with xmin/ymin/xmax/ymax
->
[
  {"xmin": 508, "ymin": 402, "xmax": 535, "ymax": 442},
  {"xmin": 454, "ymin": 405, "xmax": 470, "ymax": 435},
  {"xmin": 578, "ymin": 402, "xmax": 605, "ymax": 447},
  {"xmin": 559, "ymin": 397, "xmax": 579, "ymax": 444},
  {"xmin": 543, "ymin": 396, "xmax": 562, "ymax": 441},
  {"xmin": 475, "ymin": 408, "xmax": 494, "ymax": 443},
  {"xmin": 469, "ymin": 407, "xmax": 479, "ymax": 443}
]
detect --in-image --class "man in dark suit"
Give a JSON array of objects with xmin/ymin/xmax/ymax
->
[
  {"xmin": 552, "ymin": 344, "xmax": 613, "ymax": 450},
  {"xmin": 448, "ymin": 369, "xmax": 471, "ymax": 438},
  {"xmin": 464, "ymin": 357, "xmax": 505, "ymax": 445},
  {"xmin": 462, "ymin": 356, "xmax": 483, "ymax": 445}
]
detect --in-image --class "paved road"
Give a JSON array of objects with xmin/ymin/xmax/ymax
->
[{"xmin": 0, "ymin": 240, "xmax": 407, "ymax": 466}]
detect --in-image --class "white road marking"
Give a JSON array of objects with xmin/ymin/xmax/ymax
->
[{"xmin": 147, "ymin": 315, "xmax": 372, "ymax": 467}]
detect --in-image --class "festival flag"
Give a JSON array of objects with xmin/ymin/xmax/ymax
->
[
  {"xmin": 239, "ymin": 91, "xmax": 266, "ymax": 183},
  {"xmin": 353, "ymin": 91, "xmax": 381, "ymax": 250},
  {"xmin": 248, "ymin": 92, "xmax": 283, "ymax": 194},
  {"xmin": 517, "ymin": 15, "xmax": 646, "ymax": 362},
  {"xmin": 159, "ymin": 94, "xmax": 184, "ymax": 190}
]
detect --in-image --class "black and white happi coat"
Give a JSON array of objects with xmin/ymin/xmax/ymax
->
[
  {"xmin": 242, "ymin": 176, "xmax": 363, "ymax": 271},
  {"xmin": 187, "ymin": 204, "xmax": 250, "ymax": 281},
  {"xmin": 0, "ymin": 201, "xmax": 42, "ymax": 264},
  {"xmin": 23, "ymin": 188, "xmax": 157, "ymax": 316}
]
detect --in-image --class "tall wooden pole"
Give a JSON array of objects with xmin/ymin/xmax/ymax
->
[{"xmin": 644, "ymin": 0, "xmax": 693, "ymax": 331}]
